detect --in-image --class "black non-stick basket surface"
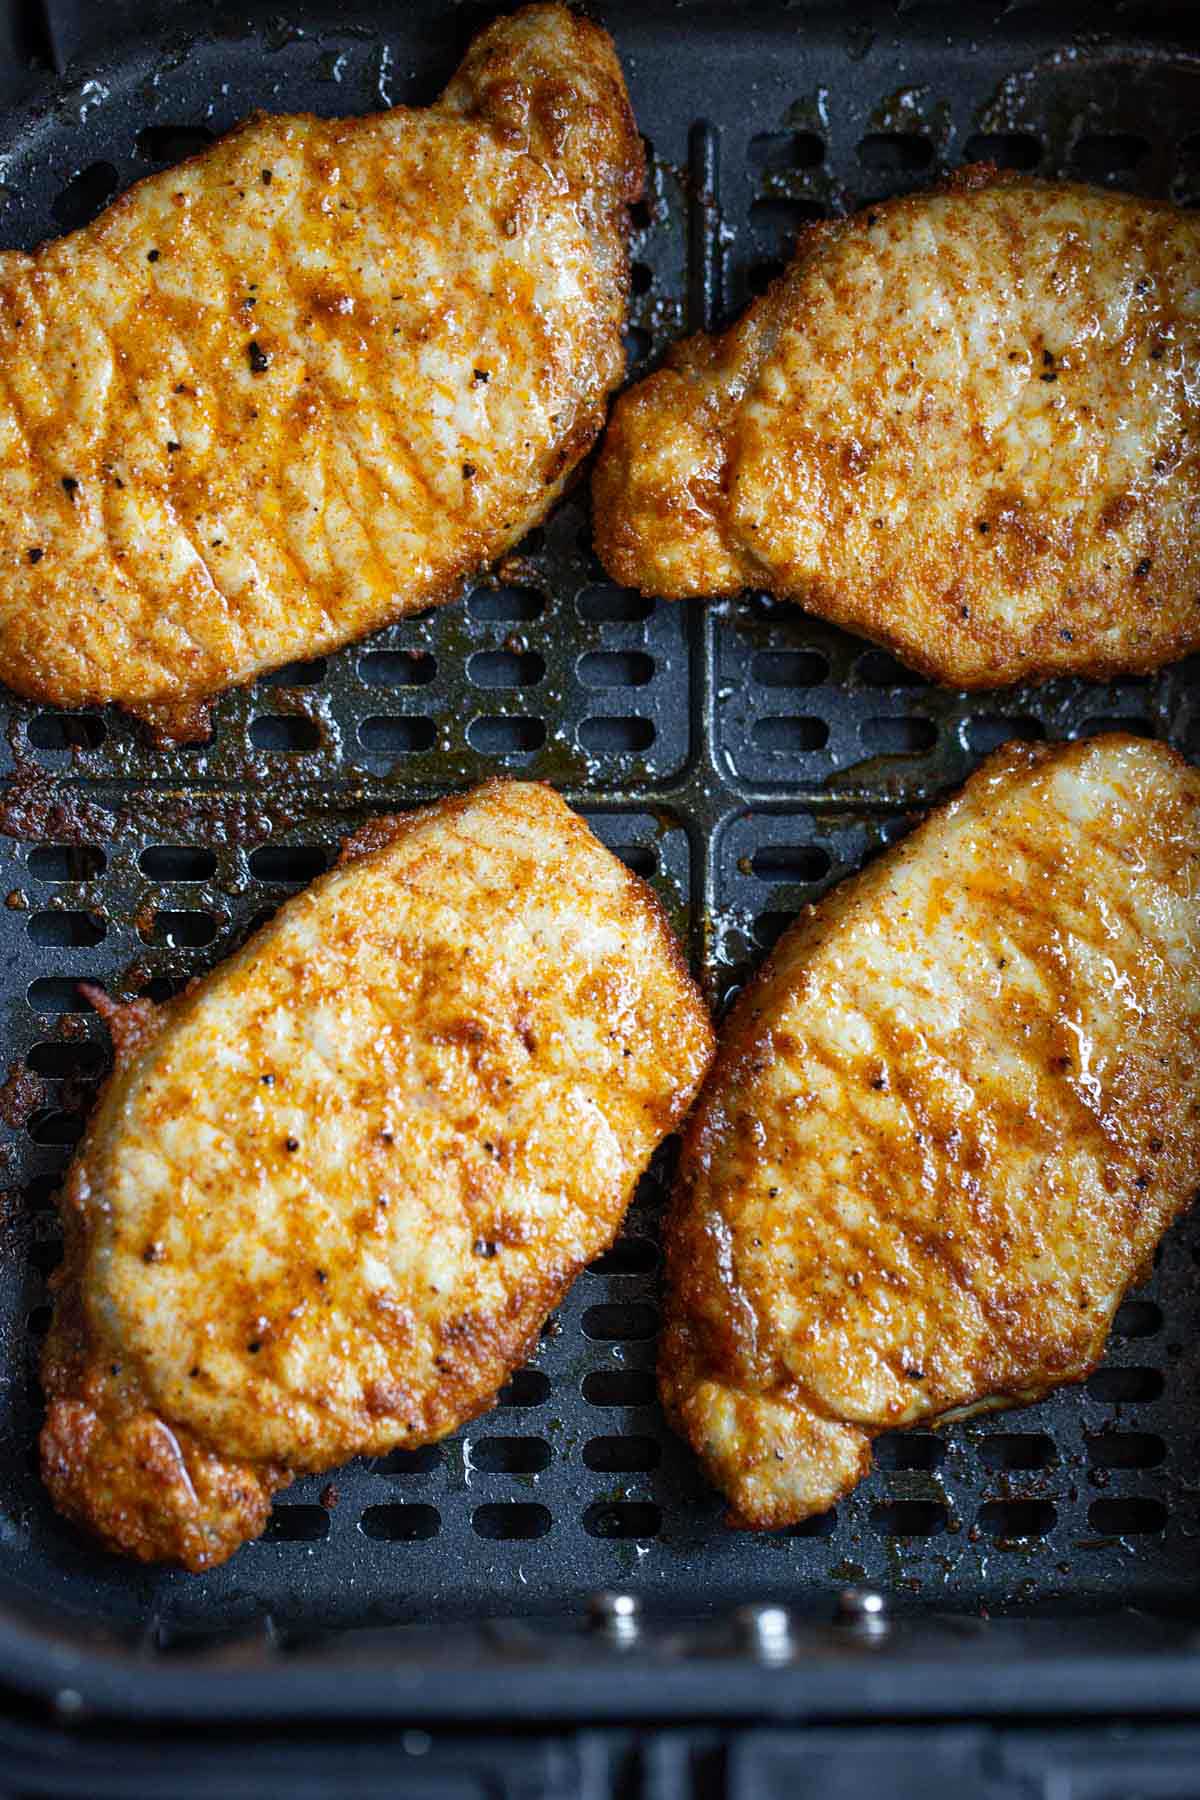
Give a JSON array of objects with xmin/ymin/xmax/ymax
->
[{"xmin": 0, "ymin": 0, "xmax": 1197, "ymax": 1755}]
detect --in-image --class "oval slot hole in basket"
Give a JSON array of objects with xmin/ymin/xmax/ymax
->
[
  {"xmin": 581, "ymin": 1370, "xmax": 656, "ymax": 1408},
  {"xmin": 497, "ymin": 1369, "xmax": 551, "ymax": 1408},
  {"xmin": 27, "ymin": 845, "xmax": 107, "ymax": 880},
  {"xmin": 752, "ymin": 717, "xmax": 828, "ymax": 753},
  {"xmin": 1087, "ymin": 1368, "xmax": 1164, "ymax": 1404},
  {"xmin": 1087, "ymin": 1497, "xmax": 1167, "ymax": 1536},
  {"xmin": 471, "ymin": 1437, "xmax": 551, "ymax": 1475},
  {"xmin": 870, "ymin": 1500, "xmax": 947, "ymax": 1537},
  {"xmin": 360, "ymin": 1504, "xmax": 441, "ymax": 1542},
  {"xmin": 583, "ymin": 1501, "xmax": 661, "ymax": 1539},
  {"xmin": 264, "ymin": 1505, "xmax": 330, "ymax": 1544},
  {"xmin": 1086, "ymin": 1432, "xmax": 1165, "ymax": 1470},
  {"xmin": 139, "ymin": 846, "xmax": 217, "ymax": 881},
  {"xmin": 583, "ymin": 1436, "xmax": 660, "ymax": 1473},
  {"xmin": 582, "ymin": 1302, "xmax": 659, "ymax": 1341},
  {"xmin": 28, "ymin": 911, "xmax": 105, "ymax": 948},
  {"xmin": 977, "ymin": 1433, "xmax": 1055, "ymax": 1471},
  {"xmin": 472, "ymin": 1503, "xmax": 551, "ymax": 1541},
  {"xmin": 977, "ymin": 1500, "xmax": 1056, "ymax": 1540},
  {"xmin": 467, "ymin": 716, "xmax": 546, "ymax": 755},
  {"xmin": 578, "ymin": 717, "xmax": 655, "ymax": 755}
]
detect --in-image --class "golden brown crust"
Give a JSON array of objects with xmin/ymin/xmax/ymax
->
[
  {"xmin": 0, "ymin": 6, "xmax": 644, "ymax": 738},
  {"xmin": 43, "ymin": 779, "xmax": 712, "ymax": 1567},
  {"xmin": 333, "ymin": 810, "xmax": 422, "ymax": 868},
  {"xmin": 40, "ymin": 1161, "xmax": 286, "ymax": 1568},
  {"xmin": 75, "ymin": 983, "xmax": 165, "ymax": 1065},
  {"xmin": 661, "ymin": 735, "xmax": 1200, "ymax": 1528},
  {"xmin": 593, "ymin": 175, "xmax": 1200, "ymax": 688}
]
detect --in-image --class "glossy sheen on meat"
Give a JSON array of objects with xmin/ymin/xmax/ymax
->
[
  {"xmin": 660, "ymin": 736, "xmax": 1200, "ymax": 1528},
  {"xmin": 42, "ymin": 780, "xmax": 714, "ymax": 1567},
  {"xmin": 594, "ymin": 175, "xmax": 1200, "ymax": 688},
  {"xmin": 0, "ymin": 5, "xmax": 642, "ymax": 739}
]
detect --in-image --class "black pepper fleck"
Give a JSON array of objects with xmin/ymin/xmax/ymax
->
[
  {"xmin": 261, "ymin": 1073, "xmax": 274, "ymax": 1086},
  {"xmin": 262, "ymin": 169, "xmax": 273, "ymax": 185},
  {"xmin": 285, "ymin": 1136, "xmax": 299, "ymax": 1152},
  {"xmin": 472, "ymin": 368, "xmax": 490, "ymax": 385},
  {"xmin": 1134, "ymin": 558, "xmax": 1152, "ymax": 579},
  {"xmin": 247, "ymin": 1340, "xmax": 261, "ymax": 1354},
  {"xmin": 61, "ymin": 476, "xmax": 78, "ymax": 500},
  {"xmin": 248, "ymin": 340, "xmax": 270, "ymax": 374},
  {"xmin": 27, "ymin": 547, "xmax": 42, "ymax": 564},
  {"xmin": 1040, "ymin": 371, "xmax": 1057, "ymax": 383},
  {"xmin": 473, "ymin": 1238, "xmax": 497, "ymax": 1258},
  {"xmin": 166, "ymin": 440, "xmax": 181, "ymax": 454},
  {"xmin": 147, "ymin": 248, "xmax": 159, "ymax": 263},
  {"xmin": 462, "ymin": 462, "xmax": 476, "ymax": 480}
]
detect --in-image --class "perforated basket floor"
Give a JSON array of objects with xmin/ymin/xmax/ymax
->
[{"xmin": 0, "ymin": 0, "xmax": 1197, "ymax": 1657}]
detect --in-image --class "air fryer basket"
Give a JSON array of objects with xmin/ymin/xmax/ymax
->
[{"xmin": 0, "ymin": 0, "xmax": 1197, "ymax": 1729}]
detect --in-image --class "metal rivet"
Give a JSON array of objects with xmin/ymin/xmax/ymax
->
[
  {"xmin": 588, "ymin": 1590, "xmax": 641, "ymax": 1646},
  {"xmin": 734, "ymin": 1602, "xmax": 793, "ymax": 1662},
  {"xmin": 54, "ymin": 1687, "xmax": 84, "ymax": 1720},
  {"xmin": 835, "ymin": 1588, "xmax": 889, "ymax": 1636}
]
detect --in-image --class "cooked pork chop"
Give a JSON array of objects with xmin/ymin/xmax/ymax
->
[
  {"xmin": 41, "ymin": 780, "xmax": 713, "ymax": 1568},
  {"xmin": 594, "ymin": 174, "xmax": 1200, "ymax": 688},
  {"xmin": 661, "ymin": 735, "xmax": 1200, "ymax": 1528},
  {"xmin": 0, "ymin": 5, "xmax": 642, "ymax": 740}
]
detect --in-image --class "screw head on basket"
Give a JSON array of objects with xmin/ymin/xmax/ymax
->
[
  {"xmin": 587, "ymin": 1590, "xmax": 641, "ymax": 1646},
  {"xmin": 835, "ymin": 1588, "xmax": 889, "ymax": 1635},
  {"xmin": 733, "ymin": 1602, "xmax": 793, "ymax": 1661}
]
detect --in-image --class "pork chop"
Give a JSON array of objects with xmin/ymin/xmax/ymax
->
[
  {"xmin": 0, "ymin": 5, "xmax": 642, "ymax": 739},
  {"xmin": 594, "ymin": 174, "xmax": 1200, "ymax": 688},
  {"xmin": 41, "ymin": 779, "xmax": 713, "ymax": 1567},
  {"xmin": 660, "ymin": 735, "xmax": 1200, "ymax": 1527}
]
